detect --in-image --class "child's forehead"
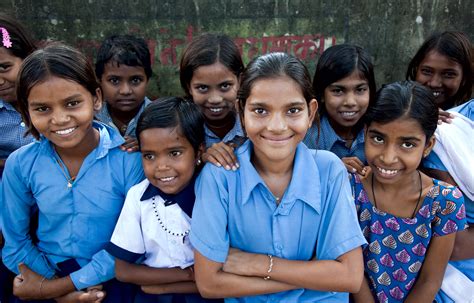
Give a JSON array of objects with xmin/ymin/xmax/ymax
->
[{"xmin": 104, "ymin": 60, "xmax": 145, "ymax": 72}]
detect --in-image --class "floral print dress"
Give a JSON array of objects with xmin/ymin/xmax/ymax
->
[{"xmin": 351, "ymin": 175, "xmax": 467, "ymax": 303}]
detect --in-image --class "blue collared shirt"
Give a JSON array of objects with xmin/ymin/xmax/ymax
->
[
  {"xmin": 1, "ymin": 122, "xmax": 144, "ymax": 290},
  {"xmin": 95, "ymin": 97, "xmax": 152, "ymax": 138},
  {"xmin": 0, "ymin": 100, "xmax": 34, "ymax": 176},
  {"xmin": 303, "ymin": 115, "xmax": 366, "ymax": 163},
  {"xmin": 204, "ymin": 114, "xmax": 245, "ymax": 148},
  {"xmin": 190, "ymin": 140, "xmax": 366, "ymax": 302}
]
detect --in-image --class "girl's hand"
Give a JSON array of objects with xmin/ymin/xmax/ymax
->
[
  {"xmin": 438, "ymin": 108, "xmax": 454, "ymax": 124},
  {"xmin": 13, "ymin": 263, "xmax": 44, "ymax": 300},
  {"xmin": 202, "ymin": 142, "xmax": 239, "ymax": 171},
  {"xmin": 223, "ymin": 248, "xmax": 264, "ymax": 277},
  {"xmin": 120, "ymin": 136, "xmax": 140, "ymax": 153},
  {"xmin": 342, "ymin": 157, "xmax": 367, "ymax": 176},
  {"xmin": 55, "ymin": 286, "xmax": 106, "ymax": 303}
]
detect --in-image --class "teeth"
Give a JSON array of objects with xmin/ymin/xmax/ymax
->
[
  {"xmin": 433, "ymin": 92, "xmax": 440, "ymax": 97},
  {"xmin": 378, "ymin": 167, "xmax": 398, "ymax": 175},
  {"xmin": 209, "ymin": 107, "xmax": 223, "ymax": 113},
  {"xmin": 55, "ymin": 127, "xmax": 75, "ymax": 135},
  {"xmin": 159, "ymin": 177, "xmax": 175, "ymax": 182},
  {"xmin": 341, "ymin": 111, "xmax": 356, "ymax": 117}
]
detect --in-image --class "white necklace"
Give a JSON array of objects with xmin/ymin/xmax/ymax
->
[{"xmin": 152, "ymin": 197, "xmax": 190, "ymax": 238}]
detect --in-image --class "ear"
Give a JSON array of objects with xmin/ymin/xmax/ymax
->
[
  {"xmin": 307, "ymin": 98, "xmax": 318, "ymax": 128},
  {"xmin": 93, "ymin": 87, "xmax": 103, "ymax": 112},
  {"xmin": 423, "ymin": 135, "xmax": 436, "ymax": 158},
  {"xmin": 196, "ymin": 143, "xmax": 205, "ymax": 165}
]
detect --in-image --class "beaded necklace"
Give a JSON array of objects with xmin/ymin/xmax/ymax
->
[{"xmin": 151, "ymin": 197, "xmax": 190, "ymax": 239}]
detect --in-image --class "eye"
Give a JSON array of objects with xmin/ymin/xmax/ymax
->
[
  {"xmin": 130, "ymin": 77, "xmax": 143, "ymax": 85},
  {"xmin": 142, "ymin": 153, "xmax": 155, "ymax": 160},
  {"xmin": 420, "ymin": 68, "xmax": 432, "ymax": 76},
  {"xmin": 401, "ymin": 142, "xmax": 415, "ymax": 149},
  {"xmin": 220, "ymin": 82, "xmax": 232, "ymax": 91},
  {"xmin": 169, "ymin": 150, "xmax": 182, "ymax": 157},
  {"xmin": 0, "ymin": 64, "xmax": 11, "ymax": 72},
  {"xmin": 66, "ymin": 100, "xmax": 80, "ymax": 107},
  {"xmin": 253, "ymin": 108, "xmax": 267, "ymax": 115},
  {"xmin": 372, "ymin": 136, "xmax": 384, "ymax": 144},
  {"xmin": 288, "ymin": 107, "xmax": 302, "ymax": 114},
  {"xmin": 196, "ymin": 85, "xmax": 208, "ymax": 93},
  {"xmin": 331, "ymin": 88, "xmax": 343, "ymax": 95},
  {"xmin": 33, "ymin": 106, "xmax": 49, "ymax": 112},
  {"xmin": 356, "ymin": 86, "xmax": 368, "ymax": 94},
  {"xmin": 443, "ymin": 71, "xmax": 458, "ymax": 79},
  {"xmin": 109, "ymin": 77, "xmax": 120, "ymax": 85}
]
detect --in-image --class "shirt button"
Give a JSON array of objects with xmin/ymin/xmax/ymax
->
[{"xmin": 20, "ymin": 122, "xmax": 26, "ymax": 127}]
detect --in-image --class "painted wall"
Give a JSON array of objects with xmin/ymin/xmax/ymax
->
[{"xmin": 1, "ymin": 0, "xmax": 472, "ymax": 98}]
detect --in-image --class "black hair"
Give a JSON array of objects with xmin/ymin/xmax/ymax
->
[
  {"xmin": 136, "ymin": 97, "xmax": 205, "ymax": 155},
  {"xmin": 179, "ymin": 33, "xmax": 244, "ymax": 97},
  {"xmin": 406, "ymin": 31, "xmax": 472, "ymax": 107},
  {"xmin": 95, "ymin": 34, "xmax": 152, "ymax": 80},
  {"xmin": 238, "ymin": 52, "xmax": 315, "ymax": 107},
  {"xmin": 0, "ymin": 13, "xmax": 36, "ymax": 59},
  {"xmin": 365, "ymin": 80, "xmax": 438, "ymax": 141},
  {"xmin": 16, "ymin": 43, "xmax": 100, "ymax": 139},
  {"xmin": 313, "ymin": 44, "xmax": 376, "ymax": 117}
]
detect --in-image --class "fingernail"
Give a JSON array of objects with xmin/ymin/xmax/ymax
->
[
  {"xmin": 232, "ymin": 166, "xmax": 237, "ymax": 171},
  {"xmin": 235, "ymin": 163, "xmax": 240, "ymax": 168},
  {"xmin": 352, "ymin": 168, "xmax": 356, "ymax": 173},
  {"xmin": 97, "ymin": 292, "xmax": 104, "ymax": 298},
  {"xmin": 225, "ymin": 165, "xmax": 231, "ymax": 170},
  {"xmin": 216, "ymin": 163, "xmax": 222, "ymax": 167}
]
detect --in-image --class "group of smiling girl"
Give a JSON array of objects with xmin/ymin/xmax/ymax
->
[{"xmin": 0, "ymin": 12, "xmax": 472, "ymax": 303}]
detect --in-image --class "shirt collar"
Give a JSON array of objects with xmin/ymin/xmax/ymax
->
[
  {"xmin": 0, "ymin": 99, "xmax": 15, "ymax": 111},
  {"xmin": 320, "ymin": 115, "xmax": 365, "ymax": 148},
  {"xmin": 140, "ymin": 175, "xmax": 197, "ymax": 218},
  {"xmin": 95, "ymin": 97, "xmax": 151, "ymax": 137},
  {"xmin": 40, "ymin": 121, "xmax": 124, "ymax": 159},
  {"xmin": 204, "ymin": 113, "xmax": 245, "ymax": 141},
  {"xmin": 238, "ymin": 140, "xmax": 321, "ymax": 213}
]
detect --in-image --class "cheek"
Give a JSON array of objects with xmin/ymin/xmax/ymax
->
[{"xmin": 142, "ymin": 161, "xmax": 155, "ymax": 178}]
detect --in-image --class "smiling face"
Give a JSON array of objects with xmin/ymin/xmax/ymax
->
[
  {"xmin": 140, "ymin": 126, "xmax": 200, "ymax": 195},
  {"xmin": 189, "ymin": 62, "xmax": 239, "ymax": 126},
  {"xmin": 27, "ymin": 76, "xmax": 102, "ymax": 154},
  {"xmin": 415, "ymin": 51, "xmax": 463, "ymax": 109},
  {"xmin": 100, "ymin": 62, "xmax": 148, "ymax": 117},
  {"xmin": 243, "ymin": 76, "xmax": 317, "ymax": 165},
  {"xmin": 0, "ymin": 47, "xmax": 23, "ymax": 103},
  {"xmin": 323, "ymin": 70, "xmax": 370, "ymax": 135},
  {"xmin": 365, "ymin": 116, "xmax": 434, "ymax": 185}
]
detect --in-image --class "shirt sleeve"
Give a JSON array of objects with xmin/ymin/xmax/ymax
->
[
  {"xmin": 316, "ymin": 162, "xmax": 367, "ymax": 260},
  {"xmin": 70, "ymin": 152, "xmax": 144, "ymax": 290},
  {"xmin": 123, "ymin": 152, "xmax": 145, "ymax": 192},
  {"xmin": 106, "ymin": 185, "xmax": 145, "ymax": 263},
  {"xmin": 68, "ymin": 249, "xmax": 115, "ymax": 290},
  {"xmin": 432, "ymin": 184, "xmax": 467, "ymax": 237},
  {"xmin": 1, "ymin": 152, "xmax": 56, "ymax": 278},
  {"xmin": 189, "ymin": 165, "xmax": 230, "ymax": 263}
]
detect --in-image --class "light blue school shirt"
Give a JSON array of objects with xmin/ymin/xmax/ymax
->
[
  {"xmin": 95, "ymin": 97, "xmax": 152, "ymax": 138},
  {"xmin": 1, "ymin": 122, "xmax": 144, "ymax": 290},
  {"xmin": 303, "ymin": 115, "xmax": 366, "ymax": 163},
  {"xmin": 204, "ymin": 114, "xmax": 245, "ymax": 148},
  {"xmin": 0, "ymin": 99, "xmax": 34, "ymax": 177},
  {"xmin": 190, "ymin": 140, "xmax": 366, "ymax": 302}
]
